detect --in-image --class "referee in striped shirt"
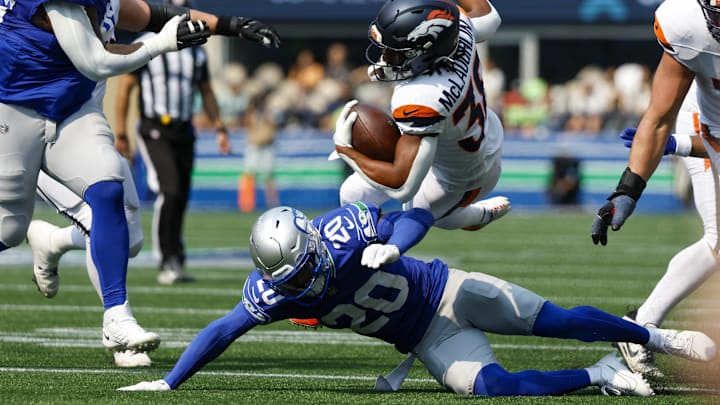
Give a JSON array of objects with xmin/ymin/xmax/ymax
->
[{"xmin": 115, "ymin": 0, "xmax": 230, "ymax": 285}]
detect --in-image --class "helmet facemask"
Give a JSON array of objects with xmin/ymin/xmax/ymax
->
[
  {"xmin": 699, "ymin": 0, "xmax": 720, "ymax": 42},
  {"xmin": 264, "ymin": 229, "xmax": 333, "ymax": 306}
]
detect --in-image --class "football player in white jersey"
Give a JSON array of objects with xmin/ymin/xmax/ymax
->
[
  {"xmin": 614, "ymin": 87, "xmax": 720, "ymax": 378},
  {"xmin": 590, "ymin": 0, "xmax": 720, "ymax": 376},
  {"xmin": 332, "ymin": 0, "xmax": 510, "ymax": 231},
  {"xmin": 0, "ymin": 0, "xmax": 278, "ymax": 363}
]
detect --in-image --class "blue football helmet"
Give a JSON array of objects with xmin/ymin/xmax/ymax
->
[
  {"xmin": 366, "ymin": 0, "xmax": 460, "ymax": 81},
  {"xmin": 249, "ymin": 206, "xmax": 334, "ymax": 306},
  {"xmin": 698, "ymin": 0, "xmax": 720, "ymax": 42}
]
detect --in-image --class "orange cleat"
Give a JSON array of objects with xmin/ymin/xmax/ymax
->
[{"xmin": 289, "ymin": 318, "xmax": 322, "ymax": 329}]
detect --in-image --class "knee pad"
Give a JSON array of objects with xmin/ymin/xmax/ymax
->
[{"xmin": 0, "ymin": 213, "xmax": 30, "ymax": 247}]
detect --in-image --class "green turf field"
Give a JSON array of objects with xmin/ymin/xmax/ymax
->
[{"xmin": 1, "ymin": 207, "xmax": 718, "ymax": 404}]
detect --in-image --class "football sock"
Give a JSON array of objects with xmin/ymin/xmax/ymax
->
[
  {"xmin": 532, "ymin": 301, "xmax": 649, "ymax": 344},
  {"xmin": 473, "ymin": 363, "xmax": 591, "ymax": 396},
  {"xmin": 47, "ymin": 226, "xmax": 84, "ymax": 254},
  {"xmin": 85, "ymin": 237, "xmax": 103, "ymax": 303},
  {"xmin": 636, "ymin": 239, "xmax": 718, "ymax": 327},
  {"xmin": 84, "ymin": 181, "xmax": 128, "ymax": 309}
]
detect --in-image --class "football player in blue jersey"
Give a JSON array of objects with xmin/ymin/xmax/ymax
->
[
  {"xmin": 119, "ymin": 203, "xmax": 715, "ymax": 396},
  {"xmin": 0, "ymin": 0, "xmax": 279, "ymax": 359}
]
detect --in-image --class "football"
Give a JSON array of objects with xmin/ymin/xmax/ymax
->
[{"xmin": 350, "ymin": 103, "xmax": 401, "ymax": 162}]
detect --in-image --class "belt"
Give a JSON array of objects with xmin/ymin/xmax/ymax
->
[{"xmin": 144, "ymin": 116, "xmax": 191, "ymax": 129}]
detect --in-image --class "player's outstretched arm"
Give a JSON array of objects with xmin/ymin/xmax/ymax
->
[
  {"xmin": 46, "ymin": 2, "xmax": 208, "ymax": 81},
  {"xmin": 591, "ymin": 52, "xmax": 694, "ymax": 246},
  {"xmin": 119, "ymin": 303, "xmax": 259, "ymax": 391},
  {"xmin": 118, "ymin": 0, "xmax": 280, "ymax": 48}
]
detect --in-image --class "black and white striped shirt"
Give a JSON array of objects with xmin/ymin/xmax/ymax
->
[{"xmin": 133, "ymin": 33, "xmax": 209, "ymax": 123}]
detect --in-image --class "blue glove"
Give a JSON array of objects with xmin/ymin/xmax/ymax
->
[
  {"xmin": 591, "ymin": 194, "xmax": 637, "ymax": 246},
  {"xmin": 619, "ymin": 127, "xmax": 677, "ymax": 155}
]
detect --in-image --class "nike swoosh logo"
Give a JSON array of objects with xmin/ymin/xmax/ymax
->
[{"xmin": 401, "ymin": 108, "xmax": 420, "ymax": 116}]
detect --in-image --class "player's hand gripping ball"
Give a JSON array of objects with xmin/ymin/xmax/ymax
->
[{"xmin": 349, "ymin": 102, "xmax": 401, "ymax": 162}]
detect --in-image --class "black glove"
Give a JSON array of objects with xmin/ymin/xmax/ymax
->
[
  {"xmin": 590, "ymin": 167, "xmax": 646, "ymax": 246},
  {"xmin": 176, "ymin": 18, "xmax": 210, "ymax": 50},
  {"xmin": 216, "ymin": 16, "xmax": 281, "ymax": 48}
]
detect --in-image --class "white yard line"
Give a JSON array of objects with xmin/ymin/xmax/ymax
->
[{"xmin": 0, "ymin": 366, "xmax": 717, "ymax": 395}]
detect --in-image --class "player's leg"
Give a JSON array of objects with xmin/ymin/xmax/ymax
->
[
  {"xmin": 339, "ymin": 172, "xmax": 391, "ymax": 207},
  {"xmin": 0, "ymin": 103, "xmax": 46, "ymax": 251},
  {"xmin": 45, "ymin": 101, "xmax": 159, "ymax": 353},
  {"xmin": 135, "ymin": 131, "xmax": 194, "ymax": 284},
  {"xmin": 35, "ymin": 158, "xmax": 145, "ymax": 298},
  {"xmin": 617, "ymin": 157, "xmax": 719, "ymax": 376},
  {"xmin": 415, "ymin": 269, "xmax": 650, "ymax": 396},
  {"xmin": 404, "ymin": 165, "xmax": 509, "ymax": 230},
  {"xmin": 257, "ymin": 145, "xmax": 279, "ymax": 207},
  {"xmin": 30, "ymin": 170, "xmax": 92, "ymax": 297},
  {"xmin": 636, "ymin": 157, "xmax": 719, "ymax": 326},
  {"xmin": 533, "ymin": 301, "xmax": 716, "ymax": 362}
]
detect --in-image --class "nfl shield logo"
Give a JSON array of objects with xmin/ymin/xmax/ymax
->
[{"xmin": 0, "ymin": 123, "xmax": 8, "ymax": 136}]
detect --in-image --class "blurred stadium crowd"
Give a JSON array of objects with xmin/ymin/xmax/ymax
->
[{"xmin": 189, "ymin": 42, "xmax": 652, "ymax": 140}]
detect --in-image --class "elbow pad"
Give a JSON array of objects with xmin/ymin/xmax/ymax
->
[
  {"xmin": 471, "ymin": 2, "xmax": 501, "ymax": 42},
  {"xmin": 146, "ymin": 3, "xmax": 189, "ymax": 33},
  {"xmin": 339, "ymin": 136, "xmax": 436, "ymax": 203}
]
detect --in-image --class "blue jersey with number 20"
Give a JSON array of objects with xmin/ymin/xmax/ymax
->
[{"xmin": 242, "ymin": 202, "xmax": 448, "ymax": 353}]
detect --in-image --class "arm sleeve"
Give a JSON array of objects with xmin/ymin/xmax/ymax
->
[
  {"xmin": 45, "ymin": 2, "xmax": 156, "ymax": 81},
  {"xmin": 339, "ymin": 136, "xmax": 437, "ymax": 203},
  {"xmin": 470, "ymin": 2, "xmax": 501, "ymax": 43},
  {"xmin": 376, "ymin": 208, "xmax": 434, "ymax": 253},
  {"xmin": 163, "ymin": 304, "xmax": 258, "ymax": 388}
]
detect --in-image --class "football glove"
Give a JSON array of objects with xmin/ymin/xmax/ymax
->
[
  {"xmin": 361, "ymin": 244, "xmax": 400, "ymax": 269},
  {"xmin": 591, "ymin": 167, "xmax": 646, "ymax": 246},
  {"xmin": 590, "ymin": 194, "xmax": 637, "ymax": 246},
  {"xmin": 216, "ymin": 17, "xmax": 281, "ymax": 48},
  {"xmin": 333, "ymin": 100, "xmax": 359, "ymax": 149},
  {"xmin": 117, "ymin": 379, "xmax": 171, "ymax": 391},
  {"xmin": 144, "ymin": 14, "xmax": 209, "ymax": 57},
  {"xmin": 619, "ymin": 127, "xmax": 692, "ymax": 156}
]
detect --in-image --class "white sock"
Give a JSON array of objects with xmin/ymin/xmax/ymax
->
[
  {"xmin": 585, "ymin": 366, "xmax": 603, "ymax": 385},
  {"xmin": 49, "ymin": 226, "xmax": 82, "ymax": 254},
  {"xmin": 636, "ymin": 239, "xmax": 719, "ymax": 326},
  {"xmin": 84, "ymin": 237, "xmax": 103, "ymax": 303}
]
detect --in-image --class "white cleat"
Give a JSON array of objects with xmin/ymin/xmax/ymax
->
[
  {"xmin": 646, "ymin": 328, "xmax": 717, "ymax": 362},
  {"xmin": 591, "ymin": 353, "xmax": 654, "ymax": 397},
  {"xmin": 462, "ymin": 196, "xmax": 511, "ymax": 231},
  {"xmin": 114, "ymin": 350, "xmax": 152, "ymax": 368},
  {"xmin": 102, "ymin": 302, "xmax": 160, "ymax": 353},
  {"xmin": 26, "ymin": 220, "xmax": 63, "ymax": 298},
  {"xmin": 615, "ymin": 341, "xmax": 664, "ymax": 379}
]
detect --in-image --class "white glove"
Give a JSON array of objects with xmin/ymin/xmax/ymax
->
[
  {"xmin": 361, "ymin": 244, "xmax": 400, "ymax": 269},
  {"xmin": 333, "ymin": 100, "xmax": 359, "ymax": 148},
  {"xmin": 143, "ymin": 15, "xmax": 186, "ymax": 57},
  {"xmin": 117, "ymin": 379, "xmax": 171, "ymax": 391}
]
